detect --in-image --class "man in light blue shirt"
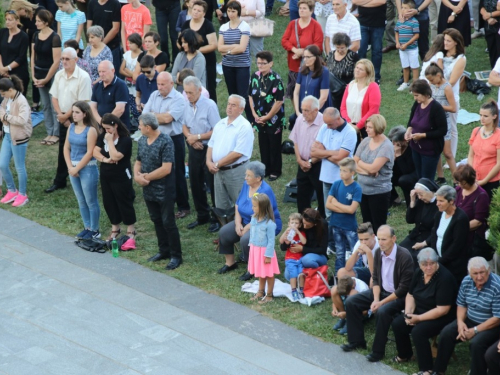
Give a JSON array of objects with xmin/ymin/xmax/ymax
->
[{"xmin": 143, "ymin": 72, "xmax": 190, "ymax": 218}]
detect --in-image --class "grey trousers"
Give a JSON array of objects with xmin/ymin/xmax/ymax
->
[
  {"xmin": 385, "ymin": 0, "xmax": 398, "ymax": 47},
  {"xmin": 429, "ymin": 0, "xmax": 441, "ymax": 40},
  {"xmin": 214, "ymin": 161, "xmax": 247, "ymax": 210},
  {"xmin": 39, "ymin": 84, "xmax": 59, "ymax": 137}
]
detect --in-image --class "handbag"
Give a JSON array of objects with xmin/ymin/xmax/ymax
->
[
  {"xmin": 329, "ymin": 72, "xmax": 346, "ymax": 96},
  {"xmin": 74, "ymin": 238, "xmax": 107, "ymax": 253},
  {"xmin": 247, "ymin": 17, "xmax": 275, "ymax": 37},
  {"xmin": 301, "ymin": 265, "xmax": 331, "ymax": 298}
]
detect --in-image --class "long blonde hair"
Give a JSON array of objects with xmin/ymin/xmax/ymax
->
[
  {"xmin": 9, "ymin": 0, "xmax": 38, "ymax": 18},
  {"xmin": 252, "ymin": 193, "xmax": 275, "ymax": 222}
]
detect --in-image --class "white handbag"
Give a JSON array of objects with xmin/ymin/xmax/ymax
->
[{"xmin": 247, "ymin": 18, "xmax": 275, "ymax": 37}]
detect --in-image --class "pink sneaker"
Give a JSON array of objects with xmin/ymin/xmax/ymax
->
[
  {"xmin": 0, "ymin": 190, "xmax": 18, "ymax": 204},
  {"xmin": 12, "ymin": 194, "xmax": 29, "ymax": 207},
  {"xmin": 121, "ymin": 238, "xmax": 136, "ymax": 251}
]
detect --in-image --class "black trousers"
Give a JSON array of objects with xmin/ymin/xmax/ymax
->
[
  {"xmin": 435, "ymin": 318, "xmax": 500, "ymax": 375},
  {"xmin": 171, "ymin": 134, "xmax": 190, "ymax": 212},
  {"xmin": 392, "ymin": 312, "xmax": 455, "ymax": 371},
  {"xmin": 101, "ymin": 177, "xmax": 136, "ymax": 225},
  {"xmin": 53, "ymin": 123, "xmax": 68, "ymax": 187},
  {"xmin": 360, "ymin": 191, "xmax": 391, "ymax": 233},
  {"xmin": 486, "ymin": 30, "xmax": 500, "ymax": 69},
  {"xmin": 485, "ymin": 340, "xmax": 500, "ymax": 375},
  {"xmin": 345, "ymin": 288, "xmax": 405, "ymax": 356},
  {"xmin": 258, "ymin": 128, "xmax": 282, "ymax": 177},
  {"xmin": 296, "ymin": 162, "xmax": 325, "ymax": 218},
  {"xmin": 482, "ymin": 180, "xmax": 499, "ymax": 201},
  {"xmin": 145, "ymin": 198, "xmax": 182, "ymax": 259},
  {"xmin": 391, "ymin": 170, "xmax": 418, "ymax": 205},
  {"xmin": 188, "ymin": 144, "xmax": 215, "ymax": 222},
  {"xmin": 417, "ymin": 18, "xmax": 430, "ymax": 61}
]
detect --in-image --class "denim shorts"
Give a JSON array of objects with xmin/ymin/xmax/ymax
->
[
  {"xmin": 353, "ymin": 266, "xmax": 371, "ymax": 286},
  {"xmin": 285, "ymin": 259, "xmax": 303, "ymax": 279}
]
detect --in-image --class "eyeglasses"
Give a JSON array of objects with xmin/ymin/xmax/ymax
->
[
  {"xmin": 303, "ymin": 55, "xmax": 315, "ymax": 59},
  {"xmin": 61, "ymin": 57, "xmax": 73, "ymax": 61},
  {"xmin": 141, "ymin": 70, "xmax": 152, "ymax": 74}
]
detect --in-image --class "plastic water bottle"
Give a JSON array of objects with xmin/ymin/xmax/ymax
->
[
  {"xmin": 287, "ymin": 229, "xmax": 296, "ymax": 242},
  {"xmin": 112, "ymin": 238, "xmax": 119, "ymax": 258}
]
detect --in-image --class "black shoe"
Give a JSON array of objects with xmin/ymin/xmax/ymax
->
[
  {"xmin": 45, "ymin": 184, "xmax": 66, "ymax": 193},
  {"xmin": 265, "ymin": 7, "xmax": 272, "ymax": 16},
  {"xmin": 208, "ymin": 222, "xmax": 221, "ymax": 233},
  {"xmin": 147, "ymin": 253, "xmax": 169, "ymax": 262},
  {"xmin": 166, "ymin": 257, "xmax": 182, "ymax": 270},
  {"xmin": 396, "ymin": 75, "xmax": 404, "ymax": 85},
  {"xmin": 435, "ymin": 177, "xmax": 446, "ymax": 185},
  {"xmin": 218, "ymin": 263, "xmax": 238, "ymax": 274},
  {"xmin": 366, "ymin": 352, "xmax": 383, "ymax": 362},
  {"xmin": 239, "ymin": 271, "xmax": 253, "ymax": 281},
  {"xmin": 341, "ymin": 342, "xmax": 367, "ymax": 352},
  {"xmin": 268, "ymin": 174, "xmax": 280, "ymax": 182},
  {"xmin": 187, "ymin": 220, "xmax": 208, "ymax": 229}
]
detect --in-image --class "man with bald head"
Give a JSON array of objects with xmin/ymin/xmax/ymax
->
[
  {"xmin": 90, "ymin": 60, "xmax": 131, "ymax": 130},
  {"xmin": 342, "ymin": 225, "xmax": 414, "ymax": 363},
  {"xmin": 143, "ymin": 71, "xmax": 190, "ymax": 218},
  {"xmin": 46, "ymin": 47, "xmax": 92, "ymax": 193}
]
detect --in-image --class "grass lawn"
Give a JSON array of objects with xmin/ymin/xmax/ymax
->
[{"xmin": 3, "ymin": 5, "xmax": 495, "ymax": 374}]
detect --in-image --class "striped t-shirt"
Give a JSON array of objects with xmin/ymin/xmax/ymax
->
[
  {"xmin": 55, "ymin": 10, "xmax": 86, "ymax": 50},
  {"xmin": 220, "ymin": 21, "xmax": 251, "ymax": 68},
  {"xmin": 394, "ymin": 17, "xmax": 419, "ymax": 50},
  {"xmin": 457, "ymin": 273, "xmax": 500, "ymax": 323}
]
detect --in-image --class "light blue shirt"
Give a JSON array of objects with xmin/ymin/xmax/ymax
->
[
  {"xmin": 249, "ymin": 216, "xmax": 277, "ymax": 258},
  {"xmin": 315, "ymin": 121, "xmax": 357, "ymax": 183},
  {"xmin": 143, "ymin": 89, "xmax": 186, "ymax": 136},
  {"xmin": 183, "ymin": 96, "xmax": 220, "ymax": 145},
  {"xmin": 457, "ymin": 273, "xmax": 500, "ymax": 323},
  {"xmin": 56, "ymin": 10, "xmax": 86, "ymax": 49}
]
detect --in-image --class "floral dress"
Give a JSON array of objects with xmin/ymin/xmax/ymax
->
[
  {"xmin": 248, "ymin": 69, "xmax": 286, "ymax": 134},
  {"xmin": 82, "ymin": 45, "xmax": 113, "ymax": 84}
]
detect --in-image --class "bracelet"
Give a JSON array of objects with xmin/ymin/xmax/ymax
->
[{"xmin": 451, "ymin": 12, "xmax": 456, "ymax": 16}]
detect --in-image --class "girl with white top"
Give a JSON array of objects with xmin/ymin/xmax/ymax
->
[
  {"xmin": 55, "ymin": 0, "xmax": 86, "ymax": 50},
  {"xmin": 119, "ymin": 33, "xmax": 142, "ymax": 124},
  {"xmin": 441, "ymin": 28, "xmax": 466, "ymax": 158}
]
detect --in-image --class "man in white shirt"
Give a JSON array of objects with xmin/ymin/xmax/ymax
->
[
  {"xmin": 324, "ymin": 0, "xmax": 361, "ymax": 54},
  {"xmin": 207, "ymin": 95, "xmax": 254, "ymax": 210}
]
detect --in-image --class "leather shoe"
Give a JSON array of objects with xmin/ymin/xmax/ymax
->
[
  {"xmin": 175, "ymin": 210, "xmax": 191, "ymax": 219},
  {"xmin": 218, "ymin": 263, "xmax": 238, "ymax": 274},
  {"xmin": 366, "ymin": 353, "xmax": 383, "ymax": 362},
  {"xmin": 208, "ymin": 222, "xmax": 221, "ymax": 233},
  {"xmin": 166, "ymin": 257, "xmax": 182, "ymax": 270},
  {"xmin": 238, "ymin": 271, "xmax": 253, "ymax": 281},
  {"xmin": 45, "ymin": 184, "xmax": 66, "ymax": 193},
  {"xmin": 382, "ymin": 45, "xmax": 396, "ymax": 53},
  {"xmin": 187, "ymin": 220, "xmax": 208, "ymax": 229},
  {"xmin": 341, "ymin": 342, "xmax": 367, "ymax": 352},
  {"xmin": 147, "ymin": 253, "xmax": 169, "ymax": 262}
]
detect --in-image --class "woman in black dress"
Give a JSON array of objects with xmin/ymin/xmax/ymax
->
[
  {"xmin": 93, "ymin": 113, "xmax": 137, "ymax": 250},
  {"xmin": 326, "ymin": 32, "xmax": 359, "ymax": 110},
  {"xmin": 31, "ymin": 9, "xmax": 61, "ymax": 146},
  {"xmin": 0, "ymin": 10, "xmax": 30, "ymax": 96},
  {"xmin": 181, "ymin": 0, "xmax": 218, "ymax": 102},
  {"xmin": 438, "ymin": 0, "xmax": 471, "ymax": 46}
]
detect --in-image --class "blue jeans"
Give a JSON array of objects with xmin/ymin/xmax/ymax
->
[
  {"xmin": 69, "ymin": 164, "xmax": 100, "ymax": 231},
  {"xmin": 285, "ymin": 259, "xmax": 304, "ymax": 279},
  {"xmin": 323, "ymin": 182, "xmax": 335, "ymax": 250},
  {"xmin": 301, "ymin": 253, "xmax": 328, "ymax": 268},
  {"xmin": 0, "ymin": 133, "xmax": 28, "ymax": 195},
  {"xmin": 359, "ymin": 25, "xmax": 384, "ymax": 81},
  {"xmin": 155, "ymin": 3, "xmax": 181, "ymax": 66},
  {"xmin": 412, "ymin": 150, "xmax": 441, "ymax": 180},
  {"xmin": 333, "ymin": 227, "xmax": 359, "ymax": 273}
]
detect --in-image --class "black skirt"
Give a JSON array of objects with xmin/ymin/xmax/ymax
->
[{"xmin": 438, "ymin": 1, "xmax": 471, "ymax": 46}]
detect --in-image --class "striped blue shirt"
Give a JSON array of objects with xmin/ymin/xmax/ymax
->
[
  {"xmin": 220, "ymin": 21, "xmax": 251, "ymax": 68},
  {"xmin": 56, "ymin": 10, "xmax": 86, "ymax": 50},
  {"xmin": 457, "ymin": 273, "xmax": 500, "ymax": 323},
  {"xmin": 394, "ymin": 17, "xmax": 419, "ymax": 50}
]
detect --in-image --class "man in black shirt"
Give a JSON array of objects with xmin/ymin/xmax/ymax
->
[
  {"xmin": 87, "ymin": 0, "xmax": 122, "ymax": 74},
  {"xmin": 152, "ymin": 0, "xmax": 180, "ymax": 67},
  {"xmin": 354, "ymin": 0, "xmax": 387, "ymax": 83}
]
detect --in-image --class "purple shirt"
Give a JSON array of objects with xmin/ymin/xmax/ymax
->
[
  {"xmin": 455, "ymin": 185, "xmax": 490, "ymax": 244},
  {"xmin": 381, "ymin": 244, "xmax": 397, "ymax": 293},
  {"xmin": 409, "ymin": 103, "xmax": 434, "ymax": 156},
  {"xmin": 289, "ymin": 112, "xmax": 324, "ymax": 161}
]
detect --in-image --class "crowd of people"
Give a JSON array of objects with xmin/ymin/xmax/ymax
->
[{"xmin": 1, "ymin": 0, "xmax": 500, "ymax": 373}]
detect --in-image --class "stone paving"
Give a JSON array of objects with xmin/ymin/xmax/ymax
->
[{"xmin": 0, "ymin": 209, "xmax": 404, "ymax": 375}]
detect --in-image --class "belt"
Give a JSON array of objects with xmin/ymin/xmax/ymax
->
[{"xmin": 219, "ymin": 160, "xmax": 247, "ymax": 171}]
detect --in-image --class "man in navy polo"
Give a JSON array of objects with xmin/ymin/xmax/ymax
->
[
  {"xmin": 135, "ymin": 55, "xmax": 158, "ymax": 112},
  {"xmin": 90, "ymin": 60, "xmax": 131, "ymax": 130}
]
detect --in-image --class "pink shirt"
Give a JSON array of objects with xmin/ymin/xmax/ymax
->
[
  {"xmin": 183, "ymin": 86, "xmax": 210, "ymax": 100},
  {"xmin": 381, "ymin": 244, "xmax": 397, "ymax": 294},
  {"xmin": 289, "ymin": 112, "xmax": 324, "ymax": 161}
]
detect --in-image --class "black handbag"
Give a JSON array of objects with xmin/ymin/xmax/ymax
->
[{"xmin": 329, "ymin": 72, "xmax": 346, "ymax": 96}]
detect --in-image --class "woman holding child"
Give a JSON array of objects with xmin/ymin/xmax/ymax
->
[{"xmin": 217, "ymin": 161, "xmax": 282, "ymax": 281}]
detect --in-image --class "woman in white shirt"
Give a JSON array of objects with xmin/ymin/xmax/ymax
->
[{"xmin": 119, "ymin": 33, "xmax": 143, "ymax": 125}]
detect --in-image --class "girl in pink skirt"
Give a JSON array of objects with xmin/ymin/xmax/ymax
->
[{"xmin": 247, "ymin": 193, "xmax": 280, "ymax": 304}]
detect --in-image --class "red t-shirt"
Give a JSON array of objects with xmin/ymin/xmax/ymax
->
[
  {"xmin": 121, "ymin": 4, "xmax": 152, "ymax": 50},
  {"xmin": 284, "ymin": 231, "xmax": 306, "ymax": 261}
]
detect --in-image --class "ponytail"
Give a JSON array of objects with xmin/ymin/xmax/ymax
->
[
  {"xmin": 481, "ymin": 100, "xmax": 499, "ymax": 129},
  {"xmin": 0, "ymin": 75, "xmax": 24, "ymax": 93},
  {"xmin": 424, "ymin": 62, "xmax": 444, "ymax": 78}
]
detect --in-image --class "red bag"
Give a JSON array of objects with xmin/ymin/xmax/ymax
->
[{"xmin": 301, "ymin": 265, "xmax": 331, "ymax": 298}]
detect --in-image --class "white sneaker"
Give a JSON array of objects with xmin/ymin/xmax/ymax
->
[
  {"xmin": 397, "ymin": 82, "xmax": 411, "ymax": 91},
  {"xmin": 327, "ymin": 246, "xmax": 335, "ymax": 256},
  {"xmin": 471, "ymin": 30, "xmax": 484, "ymax": 39}
]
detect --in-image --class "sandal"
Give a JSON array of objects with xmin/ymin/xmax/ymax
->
[
  {"xmin": 258, "ymin": 293, "xmax": 274, "ymax": 304},
  {"xmin": 127, "ymin": 230, "xmax": 137, "ymax": 239},
  {"xmin": 106, "ymin": 228, "xmax": 121, "ymax": 241},
  {"xmin": 393, "ymin": 356, "xmax": 411, "ymax": 363},
  {"xmin": 40, "ymin": 137, "xmax": 50, "ymax": 145},
  {"xmin": 31, "ymin": 104, "xmax": 40, "ymax": 112},
  {"xmin": 250, "ymin": 289, "xmax": 265, "ymax": 301}
]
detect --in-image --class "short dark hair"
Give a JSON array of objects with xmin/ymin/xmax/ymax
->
[
  {"xmin": 337, "ymin": 276, "xmax": 354, "ymax": 295},
  {"xmin": 453, "ymin": 164, "xmax": 476, "ymax": 186},
  {"xmin": 178, "ymin": 29, "xmax": 202, "ymax": 53},
  {"xmin": 402, "ymin": 0, "xmax": 416, "ymax": 8},
  {"xmin": 127, "ymin": 33, "xmax": 143, "ymax": 49},
  {"xmin": 144, "ymin": 31, "xmax": 161, "ymax": 45},
  {"xmin": 226, "ymin": 0, "xmax": 241, "ymax": 16},
  {"xmin": 256, "ymin": 50, "xmax": 273, "ymax": 63},
  {"xmin": 410, "ymin": 79, "xmax": 432, "ymax": 98},
  {"xmin": 64, "ymin": 39, "xmax": 83, "ymax": 57},
  {"xmin": 36, "ymin": 9, "xmax": 53, "ymax": 26},
  {"xmin": 192, "ymin": 0, "xmax": 208, "ymax": 13},
  {"xmin": 332, "ymin": 32, "xmax": 351, "ymax": 48},
  {"xmin": 357, "ymin": 222, "xmax": 374, "ymax": 235},
  {"xmin": 178, "ymin": 68, "xmax": 196, "ymax": 84},
  {"xmin": 140, "ymin": 54, "xmax": 155, "ymax": 68}
]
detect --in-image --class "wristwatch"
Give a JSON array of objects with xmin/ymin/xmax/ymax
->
[
  {"xmin": 416, "ymin": 8, "xmax": 420, "ymax": 15},
  {"xmin": 197, "ymin": 134, "xmax": 201, "ymax": 140},
  {"xmin": 474, "ymin": 326, "xmax": 478, "ymax": 335},
  {"xmin": 308, "ymin": 158, "xmax": 312, "ymax": 163},
  {"xmin": 215, "ymin": 162, "xmax": 219, "ymax": 168},
  {"xmin": 7, "ymin": 65, "xmax": 11, "ymax": 72},
  {"xmin": 451, "ymin": 11, "xmax": 457, "ymax": 16}
]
